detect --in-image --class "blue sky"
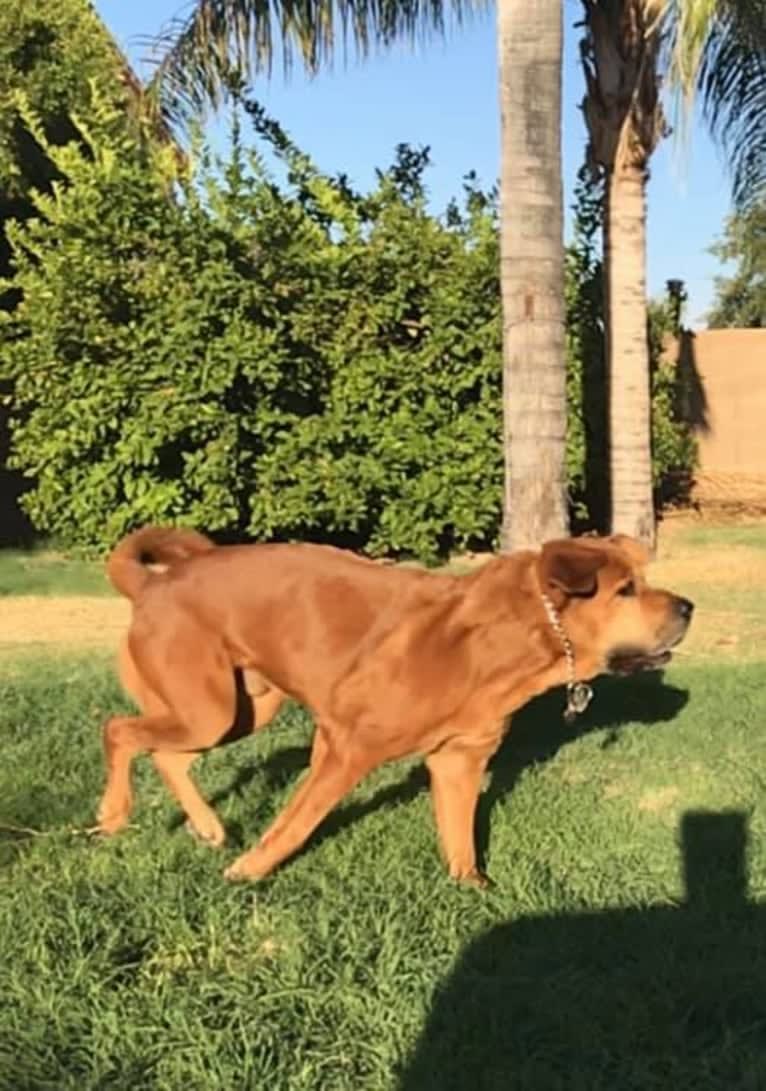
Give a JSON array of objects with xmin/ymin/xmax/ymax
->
[{"xmin": 95, "ymin": 0, "xmax": 733, "ymax": 328}]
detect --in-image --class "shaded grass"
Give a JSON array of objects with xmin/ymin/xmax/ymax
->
[
  {"xmin": 0, "ymin": 549, "xmax": 108, "ymax": 597},
  {"xmin": 3, "ymin": 655, "xmax": 766, "ymax": 1089}
]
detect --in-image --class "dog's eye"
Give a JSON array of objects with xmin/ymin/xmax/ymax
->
[{"xmin": 617, "ymin": 581, "xmax": 636, "ymax": 598}]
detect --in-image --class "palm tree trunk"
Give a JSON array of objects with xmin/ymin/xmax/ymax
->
[
  {"xmin": 497, "ymin": 0, "xmax": 568, "ymax": 552},
  {"xmin": 605, "ymin": 160, "xmax": 655, "ymax": 548}
]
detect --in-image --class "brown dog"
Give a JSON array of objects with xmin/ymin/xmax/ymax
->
[{"xmin": 97, "ymin": 528, "xmax": 693, "ymax": 885}]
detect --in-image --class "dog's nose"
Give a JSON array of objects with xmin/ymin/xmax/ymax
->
[{"xmin": 676, "ymin": 596, "xmax": 694, "ymax": 620}]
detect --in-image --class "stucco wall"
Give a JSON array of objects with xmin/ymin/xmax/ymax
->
[{"xmin": 680, "ymin": 329, "xmax": 766, "ymax": 504}]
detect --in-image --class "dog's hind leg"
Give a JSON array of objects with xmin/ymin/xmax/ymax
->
[
  {"xmin": 97, "ymin": 712, "xmax": 185, "ymax": 834},
  {"xmin": 243, "ymin": 670, "xmax": 287, "ymax": 730},
  {"xmin": 97, "ymin": 642, "xmax": 236, "ymax": 836},
  {"xmin": 224, "ymin": 726, "xmax": 380, "ymax": 882},
  {"xmin": 152, "ymin": 681, "xmax": 287, "ymax": 846},
  {"xmin": 151, "ymin": 750, "xmax": 225, "ymax": 847}
]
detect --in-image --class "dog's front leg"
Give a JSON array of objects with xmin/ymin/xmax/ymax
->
[{"xmin": 425, "ymin": 727, "xmax": 503, "ymax": 888}]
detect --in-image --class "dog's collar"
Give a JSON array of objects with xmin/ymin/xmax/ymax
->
[{"xmin": 540, "ymin": 591, "xmax": 594, "ymax": 724}]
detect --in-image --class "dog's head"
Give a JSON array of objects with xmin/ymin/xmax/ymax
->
[{"xmin": 537, "ymin": 535, "xmax": 693, "ymax": 676}]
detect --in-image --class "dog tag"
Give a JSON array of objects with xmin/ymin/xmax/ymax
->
[{"xmin": 564, "ymin": 682, "xmax": 594, "ymax": 724}]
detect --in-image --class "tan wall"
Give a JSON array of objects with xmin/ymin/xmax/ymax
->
[{"xmin": 681, "ymin": 329, "xmax": 766, "ymax": 503}]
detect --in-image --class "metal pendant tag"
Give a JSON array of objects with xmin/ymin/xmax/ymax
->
[{"xmin": 564, "ymin": 682, "xmax": 594, "ymax": 724}]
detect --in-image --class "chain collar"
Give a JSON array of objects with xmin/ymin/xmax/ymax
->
[{"xmin": 540, "ymin": 591, "xmax": 594, "ymax": 724}]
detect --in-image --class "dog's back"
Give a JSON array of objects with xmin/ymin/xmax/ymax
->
[{"xmin": 128, "ymin": 539, "xmax": 447, "ymax": 707}]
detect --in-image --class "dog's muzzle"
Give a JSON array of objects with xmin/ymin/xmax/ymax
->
[{"xmin": 607, "ymin": 594, "xmax": 694, "ymax": 676}]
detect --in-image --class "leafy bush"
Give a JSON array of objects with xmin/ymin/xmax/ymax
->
[
  {"xmin": 1, "ymin": 96, "xmax": 503, "ymax": 559},
  {"xmin": 648, "ymin": 299, "xmax": 698, "ymax": 503}
]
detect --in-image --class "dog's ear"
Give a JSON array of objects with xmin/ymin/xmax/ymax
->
[
  {"xmin": 607, "ymin": 534, "xmax": 651, "ymax": 568},
  {"xmin": 538, "ymin": 539, "xmax": 608, "ymax": 598}
]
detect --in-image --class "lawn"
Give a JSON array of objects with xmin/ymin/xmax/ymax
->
[
  {"xmin": 2, "ymin": 523, "xmax": 766, "ymax": 1089},
  {"xmin": 0, "ymin": 547, "xmax": 109, "ymax": 597}
]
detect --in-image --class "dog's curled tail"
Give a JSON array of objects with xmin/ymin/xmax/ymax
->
[{"xmin": 107, "ymin": 525, "xmax": 215, "ymax": 600}]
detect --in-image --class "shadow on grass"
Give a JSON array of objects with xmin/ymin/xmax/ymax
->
[
  {"xmin": 476, "ymin": 671, "xmax": 688, "ymax": 870},
  {"xmin": 203, "ymin": 670, "xmax": 688, "ymax": 860},
  {"xmin": 397, "ymin": 810, "xmax": 766, "ymax": 1091}
]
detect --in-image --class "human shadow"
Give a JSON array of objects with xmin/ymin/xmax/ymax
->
[
  {"xmin": 398, "ymin": 810, "xmax": 766, "ymax": 1091},
  {"xmin": 199, "ymin": 671, "xmax": 688, "ymax": 860}
]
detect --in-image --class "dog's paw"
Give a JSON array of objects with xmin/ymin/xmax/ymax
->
[
  {"xmin": 96, "ymin": 810, "xmax": 131, "ymax": 836},
  {"xmin": 96, "ymin": 797, "xmax": 131, "ymax": 835},
  {"xmin": 223, "ymin": 848, "xmax": 270, "ymax": 882},
  {"xmin": 454, "ymin": 868, "xmax": 494, "ymax": 891},
  {"xmin": 223, "ymin": 863, "xmax": 250, "ymax": 882},
  {"xmin": 185, "ymin": 816, "xmax": 226, "ymax": 849}
]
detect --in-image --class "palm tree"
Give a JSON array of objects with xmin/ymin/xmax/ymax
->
[
  {"xmin": 580, "ymin": 0, "xmax": 766, "ymax": 549},
  {"xmin": 580, "ymin": 0, "xmax": 666, "ymax": 549},
  {"xmin": 145, "ymin": 0, "xmax": 569, "ymax": 553}
]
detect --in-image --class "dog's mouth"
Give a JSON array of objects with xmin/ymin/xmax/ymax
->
[
  {"xmin": 607, "ymin": 616, "xmax": 691, "ymax": 676},
  {"xmin": 611, "ymin": 624, "xmax": 693, "ymax": 672},
  {"xmin": 606, "ymin": 647, "xmax": 673, "ymax": 676}
]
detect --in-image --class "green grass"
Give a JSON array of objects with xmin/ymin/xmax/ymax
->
[
  {"xmin": 0, "ymin": 549, "xmax": 108, "ymax": 597},
  {"xmin": 3, "ymin": 654, "xmax": 766, "ymax": 1089},
  {"xmin": 670, "ymin": 522, "xmax": 766, "ymax": 551}
]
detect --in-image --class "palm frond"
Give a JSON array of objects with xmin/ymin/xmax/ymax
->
[
  {"xmin": 665, "ymin": 0, "xmax": 717, "ymax": 93},
  {"xmin": 697, "ymin": 0, "xmax": 766, "ymax": 207},
  {"xmin": 666, "ymin": 0, "xmax": 766, "ymax": 207},
  {"xmin": 143, "ymin": 0, "xmax": 490, "ymax": 132}
]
